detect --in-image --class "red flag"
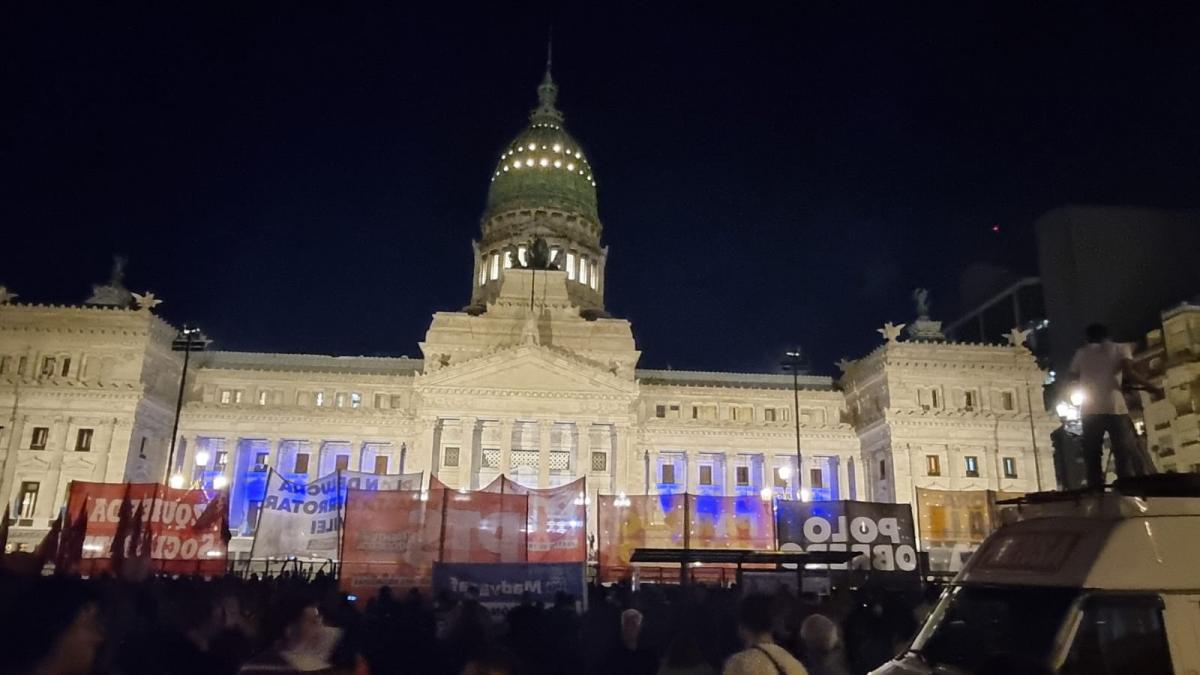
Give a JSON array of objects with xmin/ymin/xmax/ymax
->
[
  {"xmin": 0, "ymin": 504, "xmax": 10, "ymax": 556},
  {"xmin": 109, "ymin": 484, "xmax": 134, "ymax": 569},
  {"xmin": 57, "ymin": 504, "xmax": 89, "ymax": 574},
  {"xmin": 34, "ymin": 509, "xmax": 64, "ymax": 569}
]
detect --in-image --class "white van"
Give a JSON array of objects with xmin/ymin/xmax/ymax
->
[{"xmin": 872, "ymin": 476, "xmax": 1200, "ymax": 675}]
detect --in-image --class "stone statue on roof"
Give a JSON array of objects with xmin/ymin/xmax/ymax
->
[
  {"xmin": 86, "ymin": 255, "xmax": 135, "ymax": 308},
  {"xmin": 520, "ymin": 236, "xmax": 560, "ymax": 271},
  {"xmin": 913, "ymin": 288, "xmax": 931, "ymax": 319}
]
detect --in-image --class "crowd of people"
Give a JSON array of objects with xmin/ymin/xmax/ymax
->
[{"xmin": 0, "ymin": 568, "xmax": 936, "ymax": 675}]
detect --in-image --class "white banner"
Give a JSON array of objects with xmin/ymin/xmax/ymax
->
[{"xmin": 251, "ymin": 470, "xmax": 422, "ymax": 560}]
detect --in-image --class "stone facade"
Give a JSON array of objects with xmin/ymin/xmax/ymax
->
[
  {"xmin": 0, "ymin": 66, "xmax": 1057, "ymax": 551},
  {"xmin": 1134, "ymin": 301, "xmax": 1200, "ymax": 473}
]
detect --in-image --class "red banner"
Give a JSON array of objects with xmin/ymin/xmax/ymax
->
[
  {"xmin": 482, "ymin": 476, "xmax": 587, "ymax": 562},
  {"xmin": 340, "ymin": 489, "xmax": 443, "ymax": 593},
  {"xmin": 441, "ymin": 489, "xmax": 528, "ymax": 564},
  {"xmin": 65, "ymin": 482, "xmax": 228, "ymax": 576}
]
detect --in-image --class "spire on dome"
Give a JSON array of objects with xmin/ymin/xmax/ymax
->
[{"xmin": 531, "ymin": 31, "xmax": 562, "ymax": 125}]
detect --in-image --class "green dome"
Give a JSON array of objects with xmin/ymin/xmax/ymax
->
[{"xmin": 485, "ymin": 70, "xmax": 598, "ymax": 222}]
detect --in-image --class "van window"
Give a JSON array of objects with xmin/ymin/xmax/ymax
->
[
  {"xmin": 1060, "ymin": 594, "xmax": 1172, "ymax": 675},
  {"xmin": 909, "ymin": 585, "xmax": 1077, "ymax": 672}
]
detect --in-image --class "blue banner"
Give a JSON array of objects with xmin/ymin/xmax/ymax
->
[{"xmin": 432, "ymin": 562, "xmax": 586, "ymax": 614}]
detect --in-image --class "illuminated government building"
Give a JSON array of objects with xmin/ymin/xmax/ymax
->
[{"xmin": 0, "ymin": 65, "xmax": 1057, "ymax": 552}]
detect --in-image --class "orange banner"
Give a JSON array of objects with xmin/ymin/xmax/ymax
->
[
  {"xmin": 66, "ymin": 481, "xmax": 228, "ymax": 576},
  {"xmin": 597, "ymin": 493, "xmax": 686, "ymax": 580},
  {"xmin": 481, "ymin": 476, "xmax": 587, "ymax": 562},
  {"xmin": 340, "ymin": 489, "xmax": 443, "ymax": 593}
]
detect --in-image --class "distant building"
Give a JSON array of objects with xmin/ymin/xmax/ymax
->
[
  {"xmin": 1036, "ymin": 206, "xmax": 1200, "ymax": 371},
  {"xmin": 945, "ymin": 276, "xmax": 1050, "ymax": 370},
  {"xmin": 1133, "ymin": 301, "xmax": 1200, "ymax": 474},
  {"xmin": 0, "ymin": 64, "xmax": 1056, "ymax": 556}
]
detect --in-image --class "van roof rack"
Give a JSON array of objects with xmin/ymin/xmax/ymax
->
[{"xmin": 997, "ymin": 474, "xmax": 1200, "ymax": 506}]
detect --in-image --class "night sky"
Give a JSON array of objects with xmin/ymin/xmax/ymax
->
[{"xmin": 5, "ymin": 3, "xmax": 1199, "ymax": 374}]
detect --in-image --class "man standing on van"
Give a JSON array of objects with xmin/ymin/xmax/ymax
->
[{"xmin": 1068, "ymin": 323, "xmax": 1163, "ymax": 488}]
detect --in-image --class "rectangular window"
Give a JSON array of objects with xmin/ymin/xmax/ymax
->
[
  {"xmin": 293, "ymin": 453, "xmax": 310, "ymax": 474},
  {"xmin": 220, "ymin": 390, "xmax": 232, "ymax": 404},
  {"xmin": 233, "ymin": 390, "xmax": 244, "ymax": 404},
  {"xmin": 30, "ymin": 427, "xmax": 49, "ymax": 450},
  {"xmin": 503, "ymin": 250, "xmax": 513, "ymax": 269},
  {"xmin": 18, "ymin": 356, "xmax": 28, "ymax": 376},
  {"xmin": 443, "ymin": 446, "xmax": 460, "ymax": 467},
  {"xmin": 699, "ymin": 465, "xmax": 713, "ymax": 485},
  {"xmin": 1000, "ymin": 391, "xmax": 1015, "ymax": 411},
  {"xmin": 215, "ymin": 451, "xmax": 228, "ymax": 467},
  {"xmin": 565, "ymin": 252, "xmax": 576, "ymax": 280},
  {"xmin": 654, "ymin": 404, "xmax": 666, "ymax": 418},
  {"xmin": 591, "ymin": 451, "xmax": 608, "ymax": 472},
  {"xmin": 335, "ymin": 455, "xmax": 350, "ymax": 472},
  {"xmin": 810, "ymin": 468, "xmax": 824, "ymax": 488},
  {"xmin": 963, "ymin": 391, "xmax": 977, "ymax": 411},
  {"xmin": 660, "ymin": 463, "xmax": 676, "ymax": 485},
  {"xmin": 965, "ymin": 456, "xmax": 980, "ymax": 477},
  {"xmin": 590, "ymin": 262, "xmax": 597, "ymax": 289},
  {"xmin": 257, "ymin": 390, "xmax": 269, "ymax": 405},
  {"xmin": 315, "ymin": 392, "xmax": 325, "ymax": 407},
  {"xmin": 391, "ymin": 395, "xmax": 404, "ymax": 408},
  {"xmin": 931, "ymin": 389, "xmax": 940, "ymax": 408},
  {"xmin": 375, "ymin": 393, "xmax": 388, "ymax": 409},
  {"xmin": 373, "ymin": 455, "xmax": 389, "ymax": 475},
  {"xmin": 254, "ymin": 452, "xmax": 269, "ymax": 469},
  {"xmin": 490, "ymin": 253, "xmax": 500, "ymax": 280},
  {"xmin": 17, "ymin": 482, "xmax": 39, "ymax": 519},
  {"xmin": 1062, "ymin": 595, "xmax": 1172, "ymax": 675},
  {"xmin": 879, "ymin": 459, "xmax": 887, "ymax": 480},
  {"xmin": 764, "ymin": 408, "xmax": 777, "ymax": 422},
  {"xmin": 926, "ymin": 455, "xmax": 941, "ymax": 476},
  {"xmin": 774, "ymin": 467, "xmax": 789, "ymax": 489},
  {"xmin": 735, "ymin": 466, "xmax": 750, "ymax": 486},
  {"xmin": 41, "ymin": 357, "xmax": 56, "ymax": 376},
  {"xmin": 579, "ymin": 256, "xmax": 588, "ymax": 284},
  {"xmin": 350, "ymin": 393, "xmax": 362, "ymax": 409},
  {"xmin": 0, "ymin": 356, "xmax": 9, "ymax": 374},
  {"xmin": 335, "ymin": 393, "xmax": 346, "ymax": 408},
  {"xmin": 479, "ymin": 262, "xmax": 486, "ymax": 287},
  {"xmin": 517, "ymin": 245, "xmax": 527, "ymax": 266},
  {"xmin": 668, "ymin": 404, "xmax": 680, "ymax": 417},
  {"xmin": 75, "ymin": 428, "xmax": 93, "ymax": 452},
  {"xmin": 61, "ymin": 357, "xmax": 71, "ymax": 377},
  {"xmin": 1003, "ymin": 457, "xmax": 1018, "ymax": 478}
]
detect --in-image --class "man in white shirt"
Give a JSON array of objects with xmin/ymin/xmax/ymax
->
[
  {"xmin": 1068, "ymin": 323, "xmax": 1162, "ymax": 489},
  {"xmin": 723, "ymin": 594, "xmax": 808, "ymax": 675}
]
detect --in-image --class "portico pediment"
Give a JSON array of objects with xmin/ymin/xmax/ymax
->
[{"xmin": 415, "ymin": 344, "xmax": 638, "ymax": 398}]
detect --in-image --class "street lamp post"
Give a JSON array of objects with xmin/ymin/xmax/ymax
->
[
  {"xmin": 165, "ymin": 327, "xmax": 210, "ymax": 486},
  {"xmin": 782, "ymin": 347, "xmax": 805, "ymax": 500}
]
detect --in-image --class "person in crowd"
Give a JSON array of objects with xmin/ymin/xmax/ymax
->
[
  {"xmin": 0, "ymin": 577, "xmax": 104, "ymax": 675},
  {"xmin": 445, "ymin": 586, "xmax": 496, "ymax": 673},
  {"xmin": 601, "ymin": 607, "xmax": 659, "ymax": 675},
  {"xmin": 1069, "ymin": 322, "xmax": 1163, "ymax": 486},
  {"xmin": 238, "ymin": 592, "xmax": 347, "ymax": 674},
  {"xmin": 658, "ymin": 631, "xmax": 717, "ymax": 675},
  {"xmin": 722, "ymin": 593, "xmax": 808, "ymax": 675},
  {"xmin": 798, "ymin": 614, "xmax": 850, "ymax": 675}
]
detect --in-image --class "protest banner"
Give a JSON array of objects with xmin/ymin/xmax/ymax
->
[
  {"xmin": 775, "ymin": 500, "xmax": 919, "ymax": 583},
  {"xmin": 597, "ymin": 493, "xmax": 686, "ymax": 581},
  {"xmin": 340, "ymin": 488, "xmax": 443, "ymax": 593},
  {"xmin": 64, "ymin": 481, "xmax": 228, "ymax": 576},
  {"xmin": 481, "ymin": 476, "xmax": 587, "ymax": 562},
  {"xmin": 440, "ymin": 489, "xmax": 529, "ymax": 564},
  {"xmin": 432, "ymin": 562, "xmax": 586, "ymax": 617},
  {"xmin": 251, "ymin": 469, "xmax": 421, "ymax": 560},
  {"xmin": 915, "ymin": 488, "xmax": 1024, "ymax": 573}
]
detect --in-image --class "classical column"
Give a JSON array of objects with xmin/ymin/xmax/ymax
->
[
  {"xmin": 460, "ymin": 417, "xmax": 477, "ymax": 490},
  {"xmin": 498, "ymin": 419, "xmax": 514, "ymax": 477},
  {"xmin": 310, "ymin": 439, "xmax": 324, "ymax": 476},
  {"xmin": 576, "ymin": 421, "xmax": 590, "ymax": 479},
  {"xmin": 538, "ymin": 420, "xmax": 552, "ymax": 488},
  {"xmin": 264, "ymin": 437, "xmax": 281, "ymax": 472},
  {"xmin": 724, "ymin": 452, "xmax": 737, "ymax": 496},
  {"xmin": 835, "ymin": 456, "xmax": 848, "ymax": 501},
  {"xmin": 418, "ymin": 418, "xmax": 438, "ymax": 484},
  {"xmin": 349, "ymin": 436, "xmax": 364, "ymax": 473}
]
